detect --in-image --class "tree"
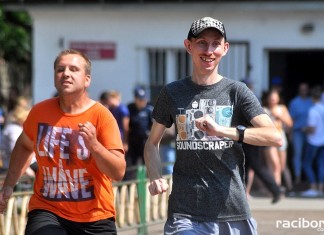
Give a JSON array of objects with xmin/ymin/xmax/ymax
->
[
  {"xmin": 0, "ymin": 5, "xmax": 32, "ymax": 104},
  {"xmin": 0, "ymin": 6, "xmax": 32, "ymax": 62}
]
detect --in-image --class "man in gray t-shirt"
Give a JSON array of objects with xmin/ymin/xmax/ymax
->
[{"xmin": 144, "ymin": 16, "xmax": 282, "ymax": 235}]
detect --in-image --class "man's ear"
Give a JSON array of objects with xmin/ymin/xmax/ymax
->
[
  {"xmin": 184, "ymin": 39, "xmax": 192, "ymax": 55},
  {"xmin": 85, "ymin": 74, "xmax": 91, "ymax": 88},
  {"xmin": 222, "ymin": 41, "xmax": 230, "ymax": 56}
]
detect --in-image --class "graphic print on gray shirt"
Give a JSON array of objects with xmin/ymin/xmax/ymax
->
[{"xmin": 152, "ymin": 77, "xmax": 265, "ymax": 222}]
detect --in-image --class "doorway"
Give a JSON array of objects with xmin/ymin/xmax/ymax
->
[
  {"xmin": 268, "ymin": 50, "xmax": 324, "ymax": 184},
  {"xmin": 269, "ymin": 50, "xmax": 324, "ymax": 104}
]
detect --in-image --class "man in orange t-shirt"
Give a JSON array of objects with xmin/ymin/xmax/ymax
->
[{"xmin": 0, "ymin": 49, "xmax": 126, "ymax": 235}]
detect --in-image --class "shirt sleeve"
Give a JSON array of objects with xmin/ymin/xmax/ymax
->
[
  {"xmin": 307, "ymin": 109, "xmax": 318, "ymax": 127},
  {"xmin": 237, "ymin": 83, "xmax": 265, "ymax": 123}
]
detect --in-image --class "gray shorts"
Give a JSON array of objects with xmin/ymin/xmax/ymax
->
[
  {"xmin": 164, "ymin": 217, "xmax": 258, "ymax": 235},
  {"xmin": 278, "ymin": 130, "xmax": 288, "ymax": 151}
]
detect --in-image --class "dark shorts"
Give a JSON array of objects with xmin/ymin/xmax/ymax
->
[{"xmin": 25, "ymin": 209, "xmax": 117, "ymax": 235}]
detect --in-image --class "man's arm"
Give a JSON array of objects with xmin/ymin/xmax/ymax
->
[
  {"xmin": 2, "ymin": 132, "xmax": 34, "ymax": 188},
  {"xmin": 144, "ymin": 121, "xmax": 169, "ymax": 195},
  {"xmin": 79, "ymin": 122, "xmax": 126, "ymax": 181},
  {"xmin": 195, "ymin": 114, "xmax": 282, "ymax": 147},
  {"xmin": 90, "ymin": 147, "xmax": 126, "ymax": 181},
  {"xmin": 243, "ymin": 114, "xmax": 283, "ymax": 146},
  {"xmin": 0, "ymin": 131, "xmax": 34, "ymax": 213}
]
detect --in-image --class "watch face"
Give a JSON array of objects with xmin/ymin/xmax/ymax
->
[
  {"xmin": 237, "ymin": 125, "xmax": 246, "ymax": 131},
  {"xmin": 237, "ymin": 125, "xmax": 246, "ymax": 143}
]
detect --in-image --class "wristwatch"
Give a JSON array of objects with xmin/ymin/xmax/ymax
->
[{"xmin": 236, "ymin": 125, "xmax": 246, "ymax": 143}]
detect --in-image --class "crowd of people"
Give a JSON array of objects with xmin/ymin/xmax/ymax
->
[
  {"xmin": 0, "ymin": 16, "xmax": 323, "ymax": 235},
  {"xmin": 99, "ymin": 86, "xmax": 176, "ymax": 180},
  {"xmin": 95, "ymin": 76, "xmax": 324, "ymax": 202},
  {"xmin": 242, "ymin": 81, "xmax": 324, "ymax": 201}
]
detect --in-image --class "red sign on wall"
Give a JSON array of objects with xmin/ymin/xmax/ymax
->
[{"xmin": 70, "ymin": 41, "xmax": 116, "ymax": 60}]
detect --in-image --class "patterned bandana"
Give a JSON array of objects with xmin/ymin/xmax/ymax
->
[{"xmin": 187, "ymin": 17, "xmax": 226, "ymax": 40}]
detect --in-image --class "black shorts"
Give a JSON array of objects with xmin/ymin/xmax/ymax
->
[{"xmin": 25, "ymin": 209, "xmax": 117, "ymax": 235}]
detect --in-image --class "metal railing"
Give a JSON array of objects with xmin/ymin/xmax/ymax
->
[{"xmin": 0, "ymin": 167, "xmax": 172, "ymax": 235}]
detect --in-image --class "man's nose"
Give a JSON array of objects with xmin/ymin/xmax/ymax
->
[
  {"xmin": 207, "ymin": 44, "xmax": 217, "ymax": 52},
  {"xmin": 202, "ymin": 43, "xmax": 215, "ymax": 53},
  {"xmin": 63, "ymin": 67, "xmax": 71, "ymax": 75}
]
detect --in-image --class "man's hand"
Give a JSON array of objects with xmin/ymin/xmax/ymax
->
[
  {"xmin": 148, "ymin": 178, "xmax": 169, "ymax": 196},
  {"xmin": 0, "ymin": 186, "xmax": 13, "ymax": 214},
  {"xmin": 78, "ymin": 122, "xmax": 98, "ymax": 150},
  {"xmin": 195, "ymin": 115, "xmax": 222, "ymax": 137}
]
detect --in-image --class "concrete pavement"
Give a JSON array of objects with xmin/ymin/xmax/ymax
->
[
  {"xmin": 118, "ymin": 196, "xmax": 324, "ymax": 235},
  {"xmin": 250, "ymin": 196, "xmax": 324, "ymax": 235}
]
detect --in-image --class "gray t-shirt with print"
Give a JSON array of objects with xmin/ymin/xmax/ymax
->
[{"xmin": 153, "ymin": 77, "xmax": 265, "ymax": 222}]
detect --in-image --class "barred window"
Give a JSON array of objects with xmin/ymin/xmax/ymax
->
[{"xmin": 143, "ymin": 42, "xmax": 249, "ymax": 104}]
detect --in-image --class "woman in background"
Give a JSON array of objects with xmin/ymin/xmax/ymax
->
[{"xmin": 263, "ymin": 89, "xmax": 293, "ymax": 193}]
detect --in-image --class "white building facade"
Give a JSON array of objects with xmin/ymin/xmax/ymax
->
[{"xmin": 5, "ymin": 2, "xmax": 324, "ymax": 104}]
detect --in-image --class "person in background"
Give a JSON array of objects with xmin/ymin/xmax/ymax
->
[
  {"xmin": 270, "ymin": 76, "xmax": 283, "ymax": 91},
  {"xmin": 99, "ymin": 91, "xmax": 109, "ymax": 109},
  {"xmin": 144, "ymin": 16, "xmax": 282, "ymax": 234},
  {"xmin": 0, "ymin": 49, "xmax": 126, "ymax": 235},
  {"xmin": 5, "ymin": 95, "xmax": 31, "ymax": 125},
  {"xmin": 0, "ymin": 106, "xmax": 36, "ymax": 177},
  {"xmin": 301, "ymin": 85, "xmax": 324, "ymax": 197},
  {"xmin": 105, "ymin": 90, "xmax": 130, "ymax": 152},
  {"xmin": 263, "ymin": 89, "xmax": 293, "ymax": 193},
  {"xmin": 124, "ymin": 86, "xmax": 153, "ymax": 180},
  {"xmin": 6, "ymin": 87, "xmax": 20, "ymax": 115},
  {"xmin": 0, "ymin": 93, "xmax": 6, "ymax": 149},
  {"xmin": 288, "ymin": 82, "xmax": 313, "ymax": 185},
  {"xmin": 0, "ymin": 93, "xmax": 6, "ymax": 132},
  {"xmin": 159, "ymin": 124, "xmax": 176, "ymax": 175},
  {"xmin": 241, "ymin": 79, "xmax": 283, "ymax": 203},
  {"xmin": 321, "ymin": 81, "xmax": 324, "ymax": 104}
]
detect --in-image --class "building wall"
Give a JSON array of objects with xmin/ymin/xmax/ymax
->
[{"xmin": 28, "ymin": 3, "xmax": 324, "ymax": 104}]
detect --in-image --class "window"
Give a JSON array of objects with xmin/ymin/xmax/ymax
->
[
  {"xmin": 148, "ymin": 49, "xmax": 166, "ymax": 87},
  {"xmin": 175, "ymin": 49, "xmax": 192, "ymax": 80},
  {"xmin": 144, "ymin": 42, "xmax": 250, "ymax": 104},
  {"xmin": 219, "ymin": 41, "xmax": 250, "ymax": 82},
  {"xmin": 147, "ymin": 48, "xmax": 191, "ymax": 103}
]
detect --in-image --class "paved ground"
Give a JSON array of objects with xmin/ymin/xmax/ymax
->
[
  {"xmin": 118, "ymin": 195, "xmax": 324, "ymax": 235},
  {"xmin": 249, "ymin": 196, "xmax": 324, "ymax": 235}
]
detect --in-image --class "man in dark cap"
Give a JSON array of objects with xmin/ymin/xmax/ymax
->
[
  {"xmin": 124, "ymin": 86, "xmax": 153, "ymax": 180},
  {"xmin": 144, "ymin": 16, "xmax": 282, "ymax": 234}
]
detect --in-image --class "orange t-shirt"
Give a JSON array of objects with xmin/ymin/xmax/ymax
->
[{"xmin": 23, "ymin": 97, "xmax": 124, "ymax": 222}]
